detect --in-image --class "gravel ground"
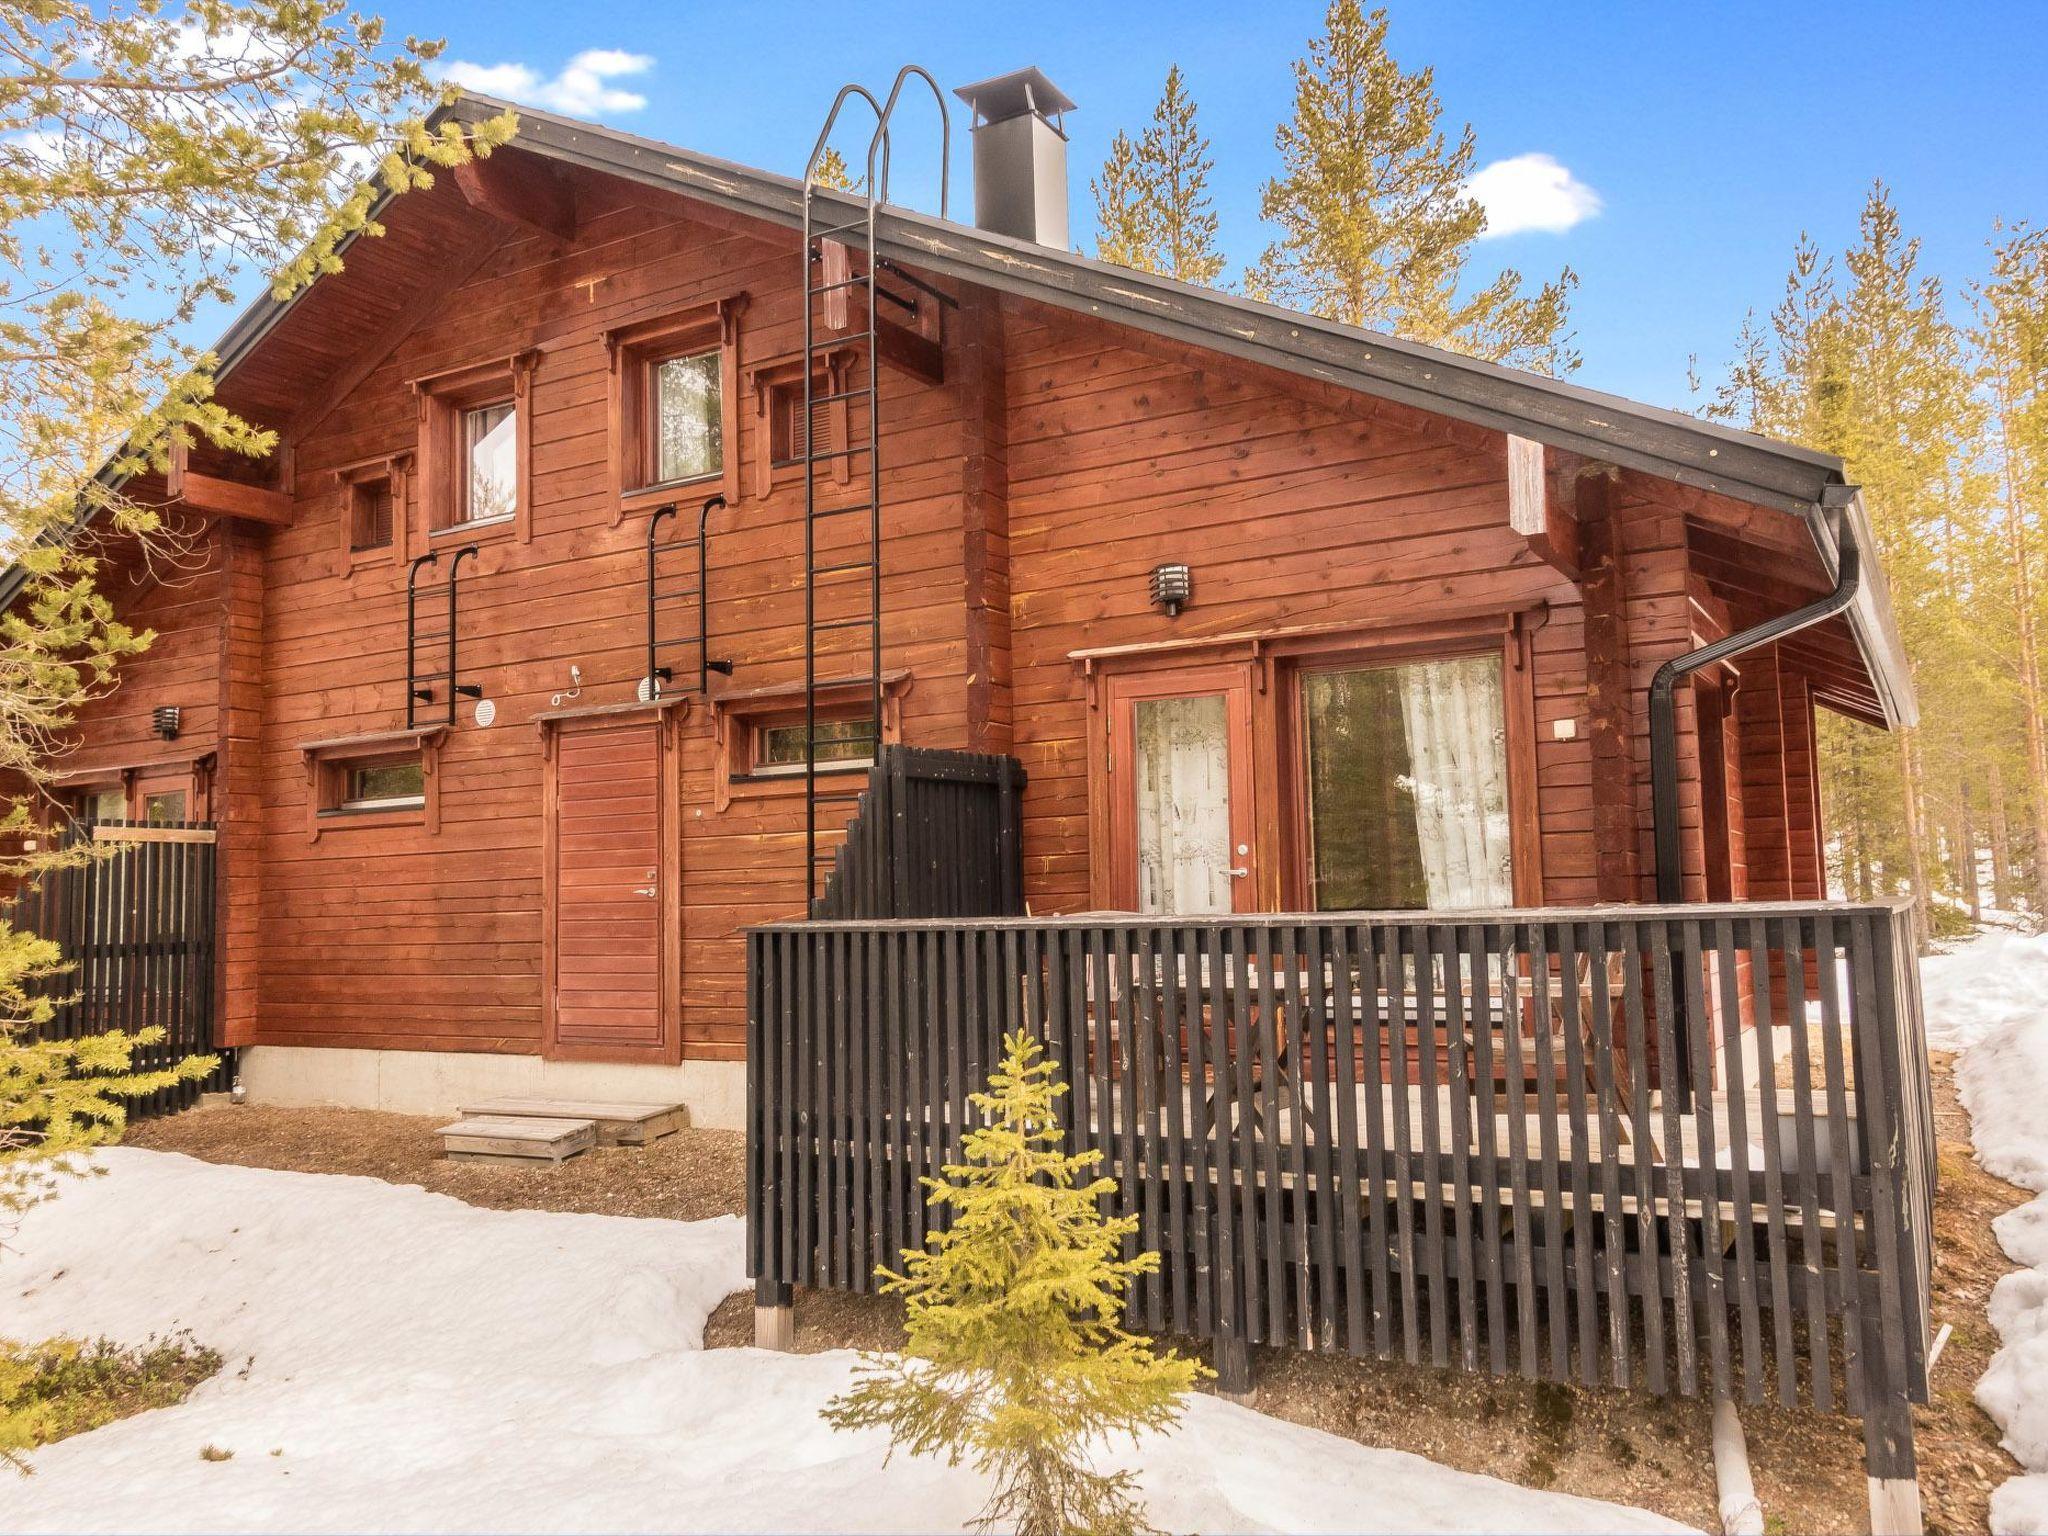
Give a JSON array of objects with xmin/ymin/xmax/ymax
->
[{"xmin": 134, "ymin": 1061, "xmax": 2017, "ymax": 1535}]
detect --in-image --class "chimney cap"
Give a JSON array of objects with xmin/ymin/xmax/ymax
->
[{"xmin": 953, "ymin": 67, "xmax": 1076, "ymax": 127}]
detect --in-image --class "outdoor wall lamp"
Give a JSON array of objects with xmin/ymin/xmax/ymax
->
[
  {"xmin": 152, "ymin": 705, "xmax": 181, "ymax": 742},
  {"xmin": 1150, "ymin": 562, "xmax": 1193, "ymax": 618}
]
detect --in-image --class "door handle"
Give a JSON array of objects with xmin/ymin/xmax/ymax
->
[
  {"xmin": 633, "ymin": 886, "xmax": 657, "ymax": 898},
  {"xmin": 1225, "ymin": 867, "xmax": 1250, "ymax": 878}
]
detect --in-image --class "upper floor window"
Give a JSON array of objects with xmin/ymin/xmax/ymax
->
[
  {"xmin": 650, "ymin": 349, "xmax": 722, "ymax": 486},
  {"xmin": 605, "ymin": 295, "xmax": 745, "ymax": 522},
  {"xmin": 411, "ymin": 351, "xmax": 538, "ymax": 545},
  {"xmin": 349, "ymin": 476, "xmax": 395, "ymax": 552},
  {"xmin": 461, "ymin": 401, "xmax": 517, "ymax": 524}
]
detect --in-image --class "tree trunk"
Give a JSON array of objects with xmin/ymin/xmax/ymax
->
[
  {"xmin": 1956, "ymin": 780, "xmax": 1981, "ymax": 922},
  {"xmin": 1997, "ymin": 375, "xmax": 2048, "ymax": 931},
  {"xmin": 1990, "ymin": 760, "xmax": 2014, "ymax": 909}
]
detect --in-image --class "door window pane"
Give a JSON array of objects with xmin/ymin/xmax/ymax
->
[
  {"xmin": 461, "ymin": 402, "xmax": 516, "ymax": 523},
  {"xmin": 651, "ymin": 349, "xmax": 722, "ymax": 485},
  {"xmin": 1303, "ymin": 653, "xmax": 1511, "ymax": 911},
  {"xmin": 79, "ymin": 786, "xmax": 125, "ymax": 822},
  {"xmin": 143, "ymin": 790, "xmax": 187, "ymax": 825},
  {"xmin": 1134, "ymin": 694, "xmax": 1233, "ymax": 914}
]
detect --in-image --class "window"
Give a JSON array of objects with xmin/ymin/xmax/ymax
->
[
  {"xmin": 341, "ymin": 758, "xmax": 426, "ymax": 811},
  {"xmin": 1300, "ymin": 652, "xmax": 1512, "ymax": 911},
  {"xmin": 461, "ymin": 402, "xmax": 517, "ymax": 524},
  {"xmin": 72, "ymin": 785, "xmax": 126, "ymax": 822},
  {"xmin": 604, "ymin": 296, "xmax": 744, "ymax": 521},
  {"xmin": 349, "ymin": 476, "xmax": 394, "ymax": 552},
  {"xmin": 753, "ymin": 714, "xmax": 876, "ymax": 775},
  {"xmin": 143, "ymin": 789, "xmax": 188, "ymax": 825},
  {"xmin": 412, "ymin": 351, "xmax": 537, "ymax": 544},
  {"xmin": 649, "ymin": 349, "xmax": 722, "ymax": 486}
]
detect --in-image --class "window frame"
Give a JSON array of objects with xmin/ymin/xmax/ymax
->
[
  {"xmin": 411, "ymin": 351, "xmax": 539, "ymax": 547},
  {"xmin": 333, "ymin": 452, "xmax": 411, "ymax": 574},
  {"xmin": 605, "ymin": 294, "xmax": 746, "ymax": 524},
  {"xmin": 708, "ymin": 669, "xmax": 909, "ymax": 812},
  {"xmin": 299, "ymin": 726, "xmax": 447, "ymax": 841},
  {"xmin": 745, "ymin": 347, "xmax": 855, "ymax": 498}
]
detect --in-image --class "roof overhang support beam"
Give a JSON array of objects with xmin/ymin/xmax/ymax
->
[
  {"xmin": 166, "ymin": 443, "xmax": 292, "ymax": 526},
  {"xmin": 1507, "ymin": 435, "xmax": 1581, "ymax": 579},
  {"xmin": 453, "ymin": 151, "xmax": 576, "ymax": 243}
]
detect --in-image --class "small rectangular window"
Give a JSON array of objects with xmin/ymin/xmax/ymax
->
[
  {"xmin": 769, "ymin": 377, "xmax": 836, "ymax": 469},
  {"xmin": 339, "ymin": 759, "xmax": 426, "ymax": 811},
  {"xmin": 461, "ymin": 401, "xmax": 517, "ymax": 524},
  {"xmin": 74, "ymin": 785, "xmax": 126, "ymax": 822},
  {"xmin": 753, "ymin": 715, "xmax": 875, "ymax": 775},
  {"xmin": 143, "ymin": 790, "xmax": 187, "ymax": 825},
  {"xmin": 649, "ymin": 349, "xmax": 722, "ymax": 486},
  {"xmin": 349, "ymin": 477, "xmax": 394, "ymax": 552}
]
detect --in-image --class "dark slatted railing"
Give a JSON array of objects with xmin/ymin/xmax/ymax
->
[
  {"xmin": 747, "ymin": 902, "xmax": 1932, "ymax": 1480},
  {"xmin": 811, "ymin": 745, "xmax": 1025, "ymax": 919},
  {"xmin": 8, "ymin": 819, "xmax": 224, "ymax": 1118}
]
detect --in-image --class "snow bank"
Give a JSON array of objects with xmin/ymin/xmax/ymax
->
[
  {"xmin": 1930, "ymin": 931, "xmax": 2048, "ymax": 1533},
  {"xmin": 1923, "ymin": 932, "xmax": 2048, "ymax": 1053},
  {"xmin": 0, "ymin": 1149, "xmax": 1687, "ymax": 1535}
]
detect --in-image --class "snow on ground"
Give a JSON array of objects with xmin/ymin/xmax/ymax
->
[
  {"xmin": 0, "ymin": 1148, "xmax": 1688, "ymax": 1535},
  {"xmin": 1923, "ymin": 933, "xmax": 2048, "ymax": 1532}
]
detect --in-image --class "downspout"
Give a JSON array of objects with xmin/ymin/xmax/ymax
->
[{"xmin": 1650, "ymin": 485, "xmax": 1863, "ymax": 905}]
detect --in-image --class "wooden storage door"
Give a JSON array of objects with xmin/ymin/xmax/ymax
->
[{"xmin": 544, "ymin": 716, "xmax": 676, "ymax": 1062}]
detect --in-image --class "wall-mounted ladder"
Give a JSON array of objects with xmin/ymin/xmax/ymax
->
[
  {"xmin": 406, "ymin": 545, "xmax": 481, "ymax": 729},
  {"xmin": 645, "ymin": 495, "xmax": 733, "ymax": 700},
  {"xmin": 798, "ymin": 67, "xmax": 949, "ymax": 910}
]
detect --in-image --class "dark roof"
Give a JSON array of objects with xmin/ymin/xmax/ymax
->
[{"xmin": 15, "ymin": 91, "xmax": 1916, "ymax": 724}]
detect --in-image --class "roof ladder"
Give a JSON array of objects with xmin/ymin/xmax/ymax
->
[
  {"xmin": 406, "ymin": 545, "xmax": 480, "ymax": 729},
  {"xmin": 799, "ymin": 68, "xmax": 949, "ymax": 911},
  {"xmin": 645, "ymin": 495, "xmax": 733, "ymax": 701}
]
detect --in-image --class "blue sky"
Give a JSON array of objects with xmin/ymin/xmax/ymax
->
[{"xmin": 366, "ymin": 0, "xmax": 2044, "ymax": 410}]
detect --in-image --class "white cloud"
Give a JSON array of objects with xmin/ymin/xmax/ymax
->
[
  {"xmin": 442, "ymin": 48, "xmax": 655, "ymax": 118},
  {"xmin": 1465, "ymin": 152, "xmax": 1602, "ymax": 239}
]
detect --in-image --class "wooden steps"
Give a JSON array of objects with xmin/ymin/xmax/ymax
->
[
  {"xmin": 456, "ymin": 1097, "xmax": 688, "ymax": 1147},
  {"xmin": 438, "ymin": 1115, "xmax": 596, "ymax": 1165},
  {"xmin": 437, "ymin": 1097, "xmax": 689, "ymax": 1164}
]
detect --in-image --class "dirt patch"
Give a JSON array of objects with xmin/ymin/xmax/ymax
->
[
  {"xmin": 137, "ymin": 1062, "xmax": 2021, "ymax": 1533},
  {"xmin": 129, "ymin": 1104, "xmax": 745, "ymax": 1224}
]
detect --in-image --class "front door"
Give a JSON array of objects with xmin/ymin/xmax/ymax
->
[
  {"xmin": 544, "ymin": 716, "xmax": 675, "ymax": 1061},
  {"xmin": 1105, "ymin": 665, "xmax": 1257, "ymax": 913}
]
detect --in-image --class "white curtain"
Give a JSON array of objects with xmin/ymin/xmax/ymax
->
[
  {"xmin": 1395, "ymin": 655, "xmax": 1513, "ymax": 908},
  {"xmin": 1134, "ymin": 695, "xmax": 1232, "ymax": 914}
]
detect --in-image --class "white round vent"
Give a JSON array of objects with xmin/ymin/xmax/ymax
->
[{"xmin": 473, "ymin": 697, "xmax": 497, "ymax": 728}]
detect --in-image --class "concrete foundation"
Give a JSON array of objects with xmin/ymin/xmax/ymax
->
[{"xmin": 235, "ymin": 1045, "xmax": 747, "ymax": 1131}]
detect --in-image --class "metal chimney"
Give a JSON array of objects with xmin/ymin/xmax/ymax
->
[{"xmin": 952, "ymin": 67, "xmax": 1076, "ymax": 248}]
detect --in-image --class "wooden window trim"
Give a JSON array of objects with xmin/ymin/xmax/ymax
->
[
  {"xmin": 298, "ymin": 726, "xmax": 447, "ymax": 842},
  {"xmin": 743, "ymin": 347, "xmax": 855, "ymax": 498},
  {"xmin": 333, "ymin": 452, "xmax": 413, "ymax": 575},
  {"xmin": 411, "ymin": 350, "xmax": 539, "ymax": 547},
  {"xmin": 49, "ymin": 757, "xmax": 213, "ymax": 823},
  {"xmin": 707, "ymin": 670, "xmax": 910, "ymax": 812},
  {"xmin": 605, "ymin": 293, "xmax": 747, "ymax": 523}
]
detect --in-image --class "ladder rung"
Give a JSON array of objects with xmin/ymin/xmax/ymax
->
[
  {"xmin": 653, "ymin": 591, "xmax": 701, "ymax": 605},
  {"xmin": 803, "ymin": 443, "xmax": 873, "ymax": 464},
  {"xmin": 809, "ymin": 276, "xmax": 873, "ymax": 297},
  {"xmin": 810, "ymin": 616, "xmax": 875, "ymax": 633},
  {"xmin": 807, "ymin": 330, "xmax": 873, "ymax": 347},
  {"xmin": 808, "ymin": 503, "xmax": 874, "ymax": 521},
  {"xmin": 810, "ymin": 559, "xmax": 873, "ymax": 577},
  {"xmin": 809, "ymin": 219, "xmax": 870, "ymax": 243},
  {"xmin": 809, "ymin": 387, "xmax": 872, "ymax": 406}
]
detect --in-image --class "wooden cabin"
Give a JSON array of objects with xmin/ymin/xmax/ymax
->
[
  {"xmin": 17, "ymin": 82, "xmax": 1911, "ymax": 1119},
  {"xmin": 12, "ymin": 74, "xmax": 1936, "ymax": 1524}
]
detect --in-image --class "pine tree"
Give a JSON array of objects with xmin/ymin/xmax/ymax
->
[
  {"xmin": 812, "ymin": 146, "xmax": 856, "ymax": 192},
  {"xmin": 1090, "ymin": 128, "xmax": 1154, "ymax": 271},
  {"xmin": 822, "ymin": 1030, "xmax": 1205, "ymax": 1536},
  {"xmin": 1092, "ymin": 67, "xmax": 1225, "ymax": 285},
  {"xmin": 1247, "ymin": 0, "xmax": 1577, "ymax": 373}
]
